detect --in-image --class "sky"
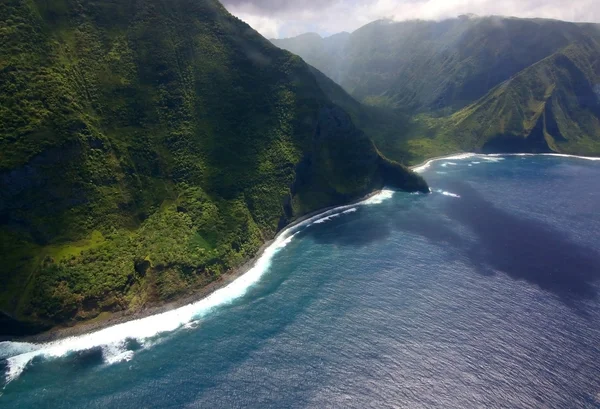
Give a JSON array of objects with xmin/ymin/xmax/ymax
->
[{"xmin": 220, "ymin": 0, "xmax": 600, "ymax": 39}]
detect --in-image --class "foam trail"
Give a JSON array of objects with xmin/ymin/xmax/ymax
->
[
  {"xmin": 2, "ymin": 229, "xmax": 300, "ymax": 384},
  {"xmin": 183, "ymin": 320, "xmax": 200, "ymax": 330},
  {"xmin": 414, "ymin": 152, "xmax": 600, "ymax": 173},
  {"xmin": 1, "ymin": 189, "xmax": 393, "ymax": 384},
  {"xmin": 486, "ymin": 153, "xmax": 600, "ymax": 161},
  {"xmin": 312, "ymin": 213, "xmax": 342, "ymax": 225},
  {"xmin": 413, "ymin": 153, "xmax": 477, "ymax": 173},
  {"xmin": 436, "ymin": 189, "xmax": 461, "ymax": 198},
  {"xmin": 509, "ymin": 153, "xmax": 600, "ymax": 161},
  {"xmin": 0, "ymin": 342, "xmax": 40, "ymax": 360},
  {"xmin": 103, "ymin": 342, "xmax": 134, "ymax": 365},
  {"xmin": 482, "ymin": 156, "xmax": 505, "ymax": 162},
  {"xmin": 362, "ymin": 189, "xmax": 395, "ymax": 205}
]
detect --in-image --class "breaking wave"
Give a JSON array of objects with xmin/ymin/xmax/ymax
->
[
  {"xmin": 413, "ymin": 152, "xmax": 599, "ymax": 174},
  {"xmin": 0, "ymin": 191, "xmax": 395, "ymax": 385},
  {"xmin": 440, "ymin": 162, "xmax": 458, "ymax": 167},
  {"xmin": 506, "ymin": 153, "xmax": 600, "ymax": 161},
  {"xmin": 482, "ymin": 156, "xmax": 505, "ymax": 162},
  {"xmin": 436, "ymin": 190, "xmax": 461, "ymax": 198},
  {"xmin": 362, "ymin": 190, "xmax": 395, "ymax": 205},
  {"xmin": 412, "ymin": 153, "xmax": 476, "ymax": 173},
  {"xmin": 312, "ymin": 215, "xmax": 339, "ymax": 225}
]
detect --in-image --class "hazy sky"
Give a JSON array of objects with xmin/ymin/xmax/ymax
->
[{"xmin": 221, "ymin": 0, "xmax": 600, "ymax": 39}]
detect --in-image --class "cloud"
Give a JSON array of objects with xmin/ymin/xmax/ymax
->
[
  {"xmin": 234, "ymin": 12, "xmax": 282, "ymax": 38},
  {"xmin": 223, "ymin": 0, "xmax": 337, "ymax": 13},
  {"xmin": 221, "ymin": 0, "xmax": 600, "ymax": 38}
]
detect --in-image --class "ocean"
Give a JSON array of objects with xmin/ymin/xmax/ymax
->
[{"xmin": 1, "ymin": 154, "xmax": 600, "ymax": 408}]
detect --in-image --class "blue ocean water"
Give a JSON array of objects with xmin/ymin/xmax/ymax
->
[{"xmin": 1, "ymin": 154, "xmax": 600, "ymax": 408}]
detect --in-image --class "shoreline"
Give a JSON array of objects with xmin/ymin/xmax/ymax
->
[
  {"xmin": 11, "ymin": 190, "xmax": 383, "ymax": 344},
  {"xmin": 408, "ymin": 152, "xmax": 600, "ymax": 172},
  {"xmin": 409, "ymin": 152, "xmax": 475, "ymax": 172},
  {"xmin": 8, "ymin": 151, "xmax": 600, "ymax": 344}
]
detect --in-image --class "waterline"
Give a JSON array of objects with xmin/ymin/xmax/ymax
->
[
  {"xmin": 1, "ymin": 190, "xmax": 396, "ymax": 385},
  {"xmin": 412, "ymin": 152, "xmax": 600, "ymax": 173}
]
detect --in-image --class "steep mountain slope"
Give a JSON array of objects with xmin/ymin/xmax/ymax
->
[
  {"xmin": 273, "ymin": 16, "xmax": 600, "ymax": 112},
  {"xmin": 308, "ymin": 66, "xmax": 415, "ymax": 162},
  {"xmin": 272, "ymin": 16, "xmax": 600, "ymax": 162},
  {"xmin": 270, "ymin": 32, "xmax": 350, "ymax": 84},
  {"xmin": 445, "ymin": 40, "xmax": 600, "ymax": 155},
  {"xmin": 0, "ymin": 0, "xmax": 427, "ymax": 335}
]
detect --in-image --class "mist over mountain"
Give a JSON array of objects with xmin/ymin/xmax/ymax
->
[{"xmin": 272, "ymin": 16, "xmax": 600, "ymax": 162}]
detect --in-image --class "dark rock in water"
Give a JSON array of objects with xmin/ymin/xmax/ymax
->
[{"xmin": 69, "ymin": 347, "xmax": 105, "ymax": 369}]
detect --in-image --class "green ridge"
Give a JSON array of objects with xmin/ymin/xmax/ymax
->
[
  {"xmin": 272, "ymin": 16, "xmax": 600, "ymax": 164},
  {"xmin": 0, "ymin": 0, "xmax": 427, "ymax": 334}
]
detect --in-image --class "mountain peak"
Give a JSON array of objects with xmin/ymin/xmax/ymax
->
[{"xmin": 458, "ymin": 13, "xmax": 479, "ymax": 20}]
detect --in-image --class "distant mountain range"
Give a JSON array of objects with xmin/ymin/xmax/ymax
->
[{"xmin": 272, "ymin": 16, "xmax": 600, "ymax": 163}]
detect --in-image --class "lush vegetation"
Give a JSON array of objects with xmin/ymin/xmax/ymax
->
[
  {"xmin": 0, "ymin": 0, "xmax": 427, "ymax": 334},
  {"xmin": 272, "ymin": 16, "xmax": 600, "ymax": 164}
]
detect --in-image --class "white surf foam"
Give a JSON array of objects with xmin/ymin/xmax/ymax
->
[
  {"xmin": 440, "ymin": 162, "xmax": 458, "ymax": 168},
  {"xmin": 103, "ymin": 343, "xmax": 134, "ymax": 365},
  {"xmin": 436, "ymin": 189, "xmax": 461, "ymax": 198},
  {"xmin": 1, "ymin": 189, "xmax": 394, "ymax": 385},
  {"xmin": 312, "ymin": 213, "xmax": 342, "ymax": 225},
  {"xmin": 482, "ymin": 156, "xmax": 505, "ymax": 162},
  {"xmin": 2, "ymin": 228, "xmax": 302, "ymax": 384},
  {"xmin": 183, "ymin": 320, "xmax": 200, "ymax": 330},
  {"xmin": 413, "ymin": 153, "xmax": 477, "ymax": 173},
  {"xmin": 485, "ymin": 153, "xmax": 600, "ymax": 162},
  {"xmin": 481, "ymin": 152, "xmax": 600, "ymax": 161},
  {"xmin": 0, "ymin": 342, "xmax": 41, "ymax": 360},
  {"xmin": 512, "ymin": 153, "xmax": 600, "ymax": 161},
  {"xmin": 413, "ymin": 152, "xmax": 599, "ymax": 173},
  {"xmin": 362, "ymin": 189, "xmax": 395, "ymax": 205}
]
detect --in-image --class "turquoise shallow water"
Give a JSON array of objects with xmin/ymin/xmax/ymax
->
[{"xmin": 2, "ymin": 154, "xmax": 600, "ymax": 408}]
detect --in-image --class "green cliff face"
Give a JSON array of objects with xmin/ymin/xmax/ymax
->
[
  {"xmin": 272, "ymin": 17, "xmax": 600, "ymax": 163},
  {"xmin": 442, "ymin": 41, "xmax": 600, "ymax": 155},
  {"xmin": 0, "ymin": 0, "xmax": 427, "ymax": 334}
]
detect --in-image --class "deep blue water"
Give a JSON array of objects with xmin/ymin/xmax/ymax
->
[{"xmin": 2, "ymin": 154, "xmax": 600, "ymax": 408}]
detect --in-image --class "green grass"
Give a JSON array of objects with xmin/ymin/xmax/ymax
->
[{"xmin": 44, "ymin": 231, "xmax": 106, "ymax": 262}]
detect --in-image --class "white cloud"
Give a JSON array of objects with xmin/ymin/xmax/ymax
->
[
  {"xmin": 231, "ymin": 9, "xmax": 282, "ymax": 38},
  {"xmin": 365, "ymin": 0, "xmax": 600, "ymax": 23},
  {"xmin": 223, "ymin": 0, "xmax": 600, "ymax": 38}
]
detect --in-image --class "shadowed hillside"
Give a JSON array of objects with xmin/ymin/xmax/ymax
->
[
  {"xmin": 272, "ymin": 16, "xmax": 600, "ymax": 163},
  {"xmin": 0, "ymin": 0, "xmax": 426, "ymax": 334}
]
